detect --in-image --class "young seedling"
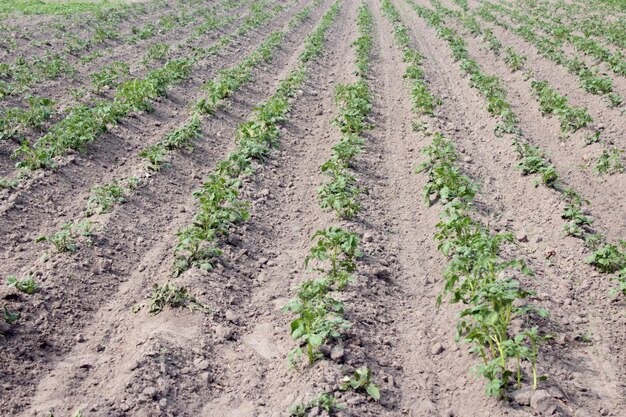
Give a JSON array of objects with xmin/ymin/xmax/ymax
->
[
  {"xmin": 6, "ymin": 274, "xmax": 38, "ymax": 294},
  {"xmin": 594, "ymin": 147, "xmax": 625, "ymax": 175},
  {"xmin": 289, "ymin": 392, "xmax": 343, "ymax": 416},
  {"xmin": 305, "ymin": 227, "xmax": 362, "ymax": 289},
  {"xmin": 340, "ymin": 367, "xmax": 380, "ymax": 400},
  {"xmin": 2, "ymin": 305, "xmax": 19, "ymax": 324},
  {"xmin": 86, "ymin": 177, "xmax": 138, "ymax": 216},
  {"xmin": 148, "ymin": 282, "xmax": 209, "ymax": 315}
]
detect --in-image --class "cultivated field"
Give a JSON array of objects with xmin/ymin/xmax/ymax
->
[{"xmin": 0, "ymin": 0, "xmax": 625, "ymax": 416}]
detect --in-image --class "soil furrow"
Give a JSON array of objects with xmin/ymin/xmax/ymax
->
[
  {"xmin": 0, "ymin": 0, "xmax": 334, "ymax": 414},
  {"xmin": 0, "ymin": 0, "xmax": 303, "ymax": 263},
  {"xmin": 436, "ymin": 0, "xmax": 626, "ymax": 241},
  {"xmin": 394, "ymin": 0, "xmax": 626, "ymax": 414}
]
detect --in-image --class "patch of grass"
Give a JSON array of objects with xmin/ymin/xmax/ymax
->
[{"xmin": 0, "ymin": 0, "xmax": 126, "ymax": 15}]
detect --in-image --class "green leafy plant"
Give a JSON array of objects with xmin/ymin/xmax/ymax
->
[
  {"xmin": 289, "ymin": 392, "xmax": 343, "ymax": 416},
  {"xmin": 2, "ymin": 305, "xmax": 19, "ymax": 324},
  {"xmin": 6, "ymin": 274, "xmax": 38, "ymax": 294},
  {"xmin": 143, "ymin": 43, "xmax": 170, "ymax": 63},
  {"xmin": 594, "ymin": 147, "xmax": 625, "ymax": 175},
  {"xmin": 503, "ymin": 47, "xmax": 526, "ymax": 72},
  {"xmin": 586, "ymin": 241, "xmax": 626, "ymax": 273},
  {"xmin": 91, "ymin": 62, "xmax": 130, "ymax": 94},
  {"xmin": 148, "ymin": 282, "xmax": 209, "ymax": 315},
  {"xmin": 285, "ymin": 227, "xmax": 360, "ymax": 367},
  {"xmin": 340, "ymin": 367, "xmax": 381, "ymax": 400},
  {"xmin": 86, "ymin": 177, "xmax": 138, "ymax": 216}
]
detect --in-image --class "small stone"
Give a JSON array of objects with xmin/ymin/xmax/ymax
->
[
  {"xmin": 431, "ymin": 343, "xmax": 444, "ymax": 355},
  {"xmin": 510, "ymin": 387, "xmax": 533, "ymax": 406},
  {"xmin": 143, "ymin": 386, "xmax": 158, "ymax": 399},
  {"xmin": 363, "ymin": 232, "xmax": 373, "ymax": 242},
  {"xmin": 574, "ymin": 410, "xmax": 592, "ymax": 417},
  {"xmin": 76, "ymin": 334, "xmax": 86, "ymax": 343},
  {"xmin": 194, "ymin": 359, "xmax": 210, "ymax": 371},
  {"xmin": 159, "ymin": 398, "xmax": 167, "ymax": 408},
  {"xmin": 225, "ymin": 310, "xmax": 240, "ymax": 323},
  {"xmin": 259, "ymin": 189, "xmax": 270, "ymax": 197},
  {"xmin": 463, "ymin": 156, "xmax": 472, "ymax": 163},
  {"xmin": 530, "ymin": 390, "xmax": 558, "ymax": 415},
  {"xmin": 330, "ymin": 345, "xmax": 345, "ymax": 362}
]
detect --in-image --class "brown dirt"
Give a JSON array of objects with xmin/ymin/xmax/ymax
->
[{"xmin": 1, "ymin": 0, "xmax": 625, "ymax": 416}]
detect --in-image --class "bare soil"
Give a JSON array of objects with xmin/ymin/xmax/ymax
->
[{"xmin": 1, "ymin": 0, "xmax": 625, "ymax": 416}]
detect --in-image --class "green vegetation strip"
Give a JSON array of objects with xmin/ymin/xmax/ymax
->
[
  {"xmin": 406, "ymin": 0, "xmax": 626, "ymax": 305},
  {"xmin": 0, "ymin": 0, "xmax": 128, "ymax": 15},
  {"xmin": 384, "ymin": 0, "xmax": 550, "ymax": 398},
  {"xmin": 5, "ymin": 1, "xmax": 286, "ymax": 174},
  {"xmin": 154, "ymin": 1, "xmax": 343, "ymax": 312},
  {"xmin": 287, "ymin": 5, "xmax": 380, "ymax": 414}
]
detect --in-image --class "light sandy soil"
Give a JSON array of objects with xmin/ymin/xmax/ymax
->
[{"xmin": 1, "ymin": 0, "xmax": 625, "ymax": 416}]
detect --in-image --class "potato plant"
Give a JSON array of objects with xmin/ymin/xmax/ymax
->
[
  {"xmin": 318, "ymin": 5, "xmax": 373, "ymax": 220},
  {"xmin": 169, "ymin": 0, "xmax": 342, "ymax": 279},
  {"xmin": 417, "ymin": 134, "xmax": 550, "ymax": 397},
  {"xmin": 6, "ymin": 274, "xmax": 38, "ymax": 294},
  {"xmin": 11, "ymin": 0, "xmax": 284, "ymax": 172},
  {"xmin": 285, "ymin": 227, "xmax": 360, "ymax": 366},
  {"xmin": 86, "ymin": 177, "xmax": 138, "ymax": 216},
  {"xmin": 530, "ymin": 80, "xmax": 593, "ymax": 133}
]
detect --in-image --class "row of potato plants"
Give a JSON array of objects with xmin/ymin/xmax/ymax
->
[
  {"xmin": 0, "ymin": 0, "xmax": 241, "ymax": 149},
  {"xmin": 149, "ymin": 1, "xmax": 343, "ymax": 316},
  {"xmin": 139, "ymin": 5, "xmax": 314, "ymax": 171},
  {"xmin": 0, "ymin": 0, "xmax": 206, "ymax": 100},
  {"xmin": 317, "ymin": 3, "xmax": 373, "ymax": 219},
  {"xmin": 3, "ymin": 0, "xmax": 286, "ymax": 179},
  {"xmin": 287, "ymin": 5, "xmax": 381, "ymax": 414},
  {"xmin": 517, "ymin": 0, "xmax": 626, "ymax": 50},
  {"xmin": 406, "ymin": 0, "xmax": 626, "ymax": 298},
  {"xmin": 383, "ymin": 0, "xmax": 550, "ymax": 398},
  {"xmin": 477, "ymin": 2, "xmax": 623, "ymax": 108},
  {"xmin": 491, "ymin": 0, "xmax": 626, "ymax": 78},
  {"xmin": 433, "ymin": 0, "xmax": 624, "ymax": 176},
  {"xmin": 1, "ymin": 0, "xmax": 308, "ymax": 325}
]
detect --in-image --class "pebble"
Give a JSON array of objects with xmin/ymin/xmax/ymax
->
[
  {"xmin": 431, "ymin": 343, "xmax": 444, "ymax": 355},
  {"xmin": 530, "ymin": 390, "xmax": 558, "ymax": 414},
  {"xmin": 330, "ymin": 344, "xmax": 345, "ymax": 362},
  {"xmin": 142, "ymin": 386, "xmax": 158, "ymax": 399}
]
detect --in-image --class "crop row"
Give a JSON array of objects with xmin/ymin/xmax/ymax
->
[
  {"xmin": 0, "ymin": 0, "xmax": 234, "ymax": 101},
  {"xmin": 288, "ymin": 4, "xmax": 381, "ymax": 414},
  {"xmin": 514, "ymin": 0, "xmax": 626, "ymax": 50},
  {"xmin": 383, "ymin": 0, "xmax": 550, "ymax": 398},
  {"xmin": 0, "ymin": 0, "xmax": 250, "ymax": 158},
  {"xmin": 1, "ymin": 0, "xmax": 315, "ymax": 327},
  {"xmin": 477, "ymin": 2, "xmax": 622, "ymax": 106},
  {"xmin": 151, "ymin": 0, "xmax": 343, "ymax": 318},
  {"xmin": 432, "ymin": 0, "xmax": 624, "ymax": 175},
  {"xmin": 407, "ymin": 0, "xmax": 626, "ymax": 298},
  {"xmin": 1, "ymin": 0, "xmax": 288, "ymax": 185}
]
